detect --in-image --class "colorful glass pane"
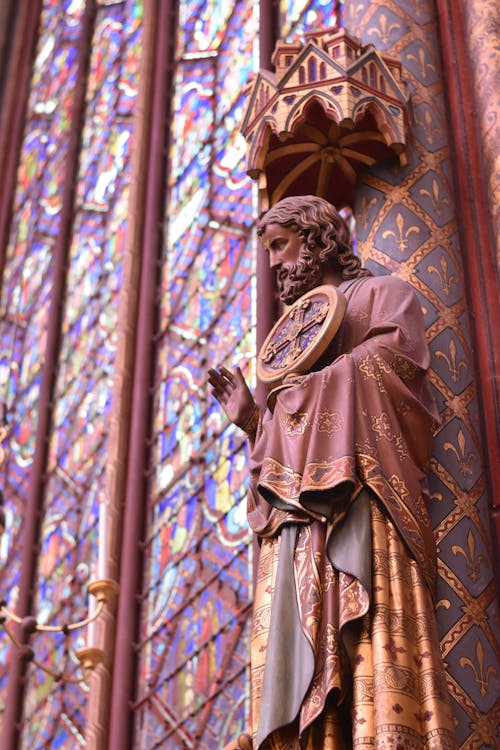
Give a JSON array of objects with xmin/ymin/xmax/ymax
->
[
  {"xmin": 0, "ymin": 0, "xmax": 88, "ymax": 714},
  {"xmin": 280, "ymin": 0, "xmax": 342, "ymax": 38},
  {"xmin": 16, "ymin": 2, "xmax": 143, "ymax": 747},
  {"xmin": 178, "ymin": 1, "xmax": 235, "ymax": 54},
  {"xmin": 135, "ymin": 1, "xmax": 258, "ymax": 747}
]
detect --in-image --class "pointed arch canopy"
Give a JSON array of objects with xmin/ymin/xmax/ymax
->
[{"xmin": 241, "ymin": 26, "xmax": 410, "ymax": 209}]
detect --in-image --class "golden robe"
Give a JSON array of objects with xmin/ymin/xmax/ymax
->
[{"xmin": 247, "ymin": 275, "xmax": 456, "ymax": 749}]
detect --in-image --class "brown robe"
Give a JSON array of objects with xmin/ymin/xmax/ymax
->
[{"xmin": 247, "ymin": 275, "xmax": 456, "ymax": 749}]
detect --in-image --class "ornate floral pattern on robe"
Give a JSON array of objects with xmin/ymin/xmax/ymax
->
[{"xmin": 247, "ymin": 275, "xmax": 457, "ymax": 749}]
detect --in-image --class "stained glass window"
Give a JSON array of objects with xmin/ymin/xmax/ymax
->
[
  {"xmin": 0, "ymin": 0, "xmax": 89, "ymax": 713},
  {"xmin": 280, "ymin": 0, "xmax": 341, "ymax": 39},
  {"xmin": 0, "ymin": 0, "xmax": 143, "ymax": 745},
  {"xmin": 134, "ymin": 2, "xmax": 258, "ymax": 746}
]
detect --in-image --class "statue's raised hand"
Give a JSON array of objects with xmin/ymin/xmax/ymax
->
[{"xmin": 207, "ymin": 366, "xmax": 256, "ymax": 430}]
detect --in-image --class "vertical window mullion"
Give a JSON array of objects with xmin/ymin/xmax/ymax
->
[{"xmin": 108, "ymin": 2, "xmax": 179, "ymax": 748}]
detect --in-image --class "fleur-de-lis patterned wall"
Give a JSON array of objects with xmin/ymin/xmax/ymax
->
[{"xmin": 348, "ymin": 0, "xmax": 500, "ymax": 744}]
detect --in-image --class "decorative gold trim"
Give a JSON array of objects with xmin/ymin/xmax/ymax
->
[
  {"xmin": 75, "ymin": 647, "xmax": 106, "ymax": 671},
  {"xmin": 240, "ymin": 405, "xmax": 260, "ymax": 439},
  {"xmin": 87, "ymin": 578, "xmax": 120, "ymax": 602}
]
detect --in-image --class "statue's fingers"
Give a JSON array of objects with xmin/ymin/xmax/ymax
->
[
  {"xmin": 235, "ymin": 366, "xmax": 249, "ymax": 387},
  {"xmin": 207, "ymin": 371, "xmax": 227, "ymax": 392},
  {"xmin": 208, "ymin": 367, "xmax": 225, "ymax": 380},
  {"xmin": 219, "ymin": 366, "xmax": 235, "ymax": 384}
]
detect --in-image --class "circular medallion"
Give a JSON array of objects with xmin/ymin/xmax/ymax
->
[{"xmin": 257, "ymin": 285, "xmax": 346, "ymax": 385}]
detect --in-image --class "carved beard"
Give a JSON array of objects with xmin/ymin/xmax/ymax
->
[{"xmin": 276, "ymin": 248, "xmax": 323, "ymax": 305}]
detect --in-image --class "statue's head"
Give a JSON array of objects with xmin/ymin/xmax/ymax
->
[{"xmin": 257, "ymin": 195, "xmax": 369, "ymax": 304}]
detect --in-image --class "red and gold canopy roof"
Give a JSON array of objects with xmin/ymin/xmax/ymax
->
[{"xmin": 241, "ymin": 27, "xmax": 410, "ymax": 209}]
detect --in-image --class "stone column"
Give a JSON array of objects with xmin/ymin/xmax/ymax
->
[{"xmin": 459, "ymin": 0, "xmax": 500, "ymax": 265}]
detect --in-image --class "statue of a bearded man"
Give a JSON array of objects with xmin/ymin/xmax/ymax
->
[{"xmin": 209, "ymin": 195, "xmax": 456, "ymax": 750}]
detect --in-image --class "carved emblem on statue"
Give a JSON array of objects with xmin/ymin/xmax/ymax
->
[{"xmin": 257, "ymin": 285, "xmax": 346, "ymax": 384}]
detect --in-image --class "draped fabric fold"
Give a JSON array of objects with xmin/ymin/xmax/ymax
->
[{"xmin": 247, "ymin": 276, "xmax": 456, "ymax": 749}]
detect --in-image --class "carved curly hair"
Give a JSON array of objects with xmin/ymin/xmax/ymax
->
[{"xmin": 257, "ymin": 195, "xmax": 371, "ymax": 280}]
